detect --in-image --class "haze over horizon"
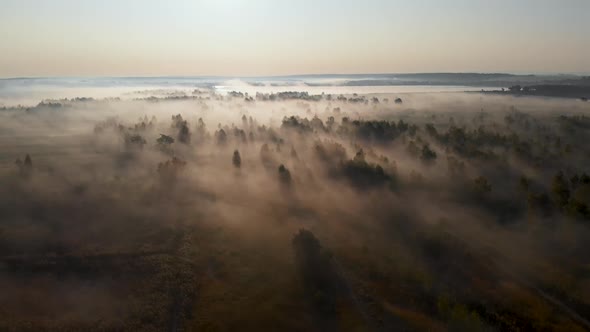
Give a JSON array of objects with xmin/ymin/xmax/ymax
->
[
  {"xmin": 1, "ymin": 0, "xmax": 589, "ymax": 78},
  {"xmin": 3, "ymin": 1, "xmax": 590, "ymax": 331},
  {"xmin": 2, "ymin": 71, "xmax": 590, "ymax": 80}
]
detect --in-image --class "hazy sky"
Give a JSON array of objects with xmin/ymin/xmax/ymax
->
[{"xmin": 0, "ymin": 0, "xmax": 589, "ymax": 77}]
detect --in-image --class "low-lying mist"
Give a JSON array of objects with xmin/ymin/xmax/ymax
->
[{"xmin": 1, "ymin": 89, "xmax": 590, "ymax": 331}]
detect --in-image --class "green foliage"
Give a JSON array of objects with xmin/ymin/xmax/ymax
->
[
  {"xmin": 314, "ymin": 140, "xmax": 347, "ymax": 165},
  {"xmin": 425, "ymin": 123, "xmax": 439, "ymax": 137},
  {"xmin": 278, "ymin": 164, "xmax": 292, "ymax": 185},
  {"xmin": 232, "ymin": 150, "xmax": 242, "ymax": 168},
  {"xmin": 281, "ymin": 116, "xmax": 314, "ymax": 133},
  {"xmin": 420, "ymin": 144, "xmax": 437, "ymax": 165},
  {"xmin": 177, "ymin": 122, "xmax": 191, "ymax": 144},
  {"xmin": 340, "ymin": 150, "xmax": 393, "ymax": 189},
  {"xmin": 195, "ymin": 117, "xmax": 208, "ymax": 141},
  {"xmin": 156, "ymin": 134, "xmax": 174, "ymax": 145},
  {"xmin": 125, "ymin": 133, "xmax": 147, "ymax": 150},
  {"xmin": 157, "ymin": 157, "xmax": 187, "ymax": 181},
  {"xmin": 338, "ymin": 119, "xmax": 411, "ymax": 143}
]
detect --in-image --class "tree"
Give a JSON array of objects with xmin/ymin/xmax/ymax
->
[
  {"xmin": 24, "ymin": 154, "xmax": 32, "ymax": 168},
  {"xmin": 421, "ymin": 144, "xmax": 437, "ymax": 165},
  {"xmin": 425, "ymin": 123, "xmax": 438, "ymax": 137},
  {"xmin": 278, "ymin": 164, "xmax": 292, "ymax": 185},
  {"xmin": 171, "ymin": 114, "xmax": 185, "ymax": 129},
  {"xmin": 232, "ymin": 150, "xmax": 241, "ymax": 168},
  {"xmin": 156, "ymin": 134, "xmax": 175, "ymax": 154},
  {"xmin": 178, "ymin": 121, "xmax": 191, "ymax": 144},
  {"xmin": 125, "ymin": 134, "xmax": 147, "ymax": 150},
  {"xmin": 157, "ymin": 157, "xmax": 187, "ymax": 181},
  {"xmin": 157, "ymin": 134, "xmax": 175, "ymax": 145},
  {"xmin": 215, "ymin": 129, "xmax": 227, "ymax": 145},
  {"xmin": 341, "ymin": 154, "xmax": 393, "ymax": 189},
  {"xmin": 196, "ymin": 118, "xmax": 208, "ymax": 142},
  {"xmin": 353, "ymin": 149, "xmax": 366, "ymax": 163}
]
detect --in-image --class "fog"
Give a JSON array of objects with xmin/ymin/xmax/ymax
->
[{"xmin": 1, "ymin": 87, "xmax": 590, "ymax": 331}]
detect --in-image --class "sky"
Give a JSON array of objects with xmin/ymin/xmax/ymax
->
[{"xmin": 0, "ymin": 0, "xmax": 589, "ymax": 77}]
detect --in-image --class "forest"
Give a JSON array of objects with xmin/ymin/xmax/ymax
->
[{"xmin": 1, "ymin": 89, "xmax": 590, "ymax": 331}]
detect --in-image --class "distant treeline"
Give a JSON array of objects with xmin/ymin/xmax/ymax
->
[{"xmin": 480, "ymin": 80, "xmax": 590, "ymax": 100}]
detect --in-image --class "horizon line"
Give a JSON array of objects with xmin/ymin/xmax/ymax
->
[{"xmin": 2, "ymin": 71, "xmax": 589, "ymax": 80}]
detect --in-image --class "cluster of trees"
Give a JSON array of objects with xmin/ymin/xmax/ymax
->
[
  {"xmin": 227, "ymin": 91, "xmax": 254, "ymax": 102},
  {"xmin": 338, "ymin": 118, "xmax": 416, "ymax": 143},
  {"xmin": 313, "ymin": 140, "xmax": 348, "ymax": 166},
  {"xmin": 89, "ymin": 109, "xmax": 590, "ymax": 226},
  {"xmin": 281, "ymin": 115, "xmax": 326, "ymax": 134},
  {"xmin": 423, "ymin": 122, "xmax": 553, "ymax": 162},
  {"xmin": 172, "ymin": 114, "xmax": 191, "ymax": 144},
  {"xmin": 551, "ymin": 171, "xmax": 590, "ymax": 220},
  {"xmin": 94, "ymin": 116, "xmax": 157, "ymax": 150},
  {"xmin": 220, "ymin": 91, "xmax": 408, "ymax": 105},
  {"xmin": 156, "ymin": 134, "xmax": 175, "ymax": 154},
  {"xmin": 93, "ymin": 117, "xmax": 125, "ymax": 134},
  {"xmin": 340, "ymin": 149, "xmax": 394, "ymax": 189},
  {"xmin": 124, "ymin": 133, "xmax": 147, "ymax": 150},
  {"xmin": 138, "ymin": 95, "xmax": 205, "ymax": 102},
  {"xmin": 157, "ymin": 157, "xmax": 187, "ymax": 181},
  {"xmin": 278, "ymin": 164, "xmax": 292, "ymax": 186},
  {"xmin": 255, "ymin": 91, "xmax": 323, "ymax": 102},
  {"xmin": 518, "ymin": 171, "xmax": 590, "ymax": 221},
  {"xmin": 420, "ymin": 144, "xmax": 437, "ymax": 165}
]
